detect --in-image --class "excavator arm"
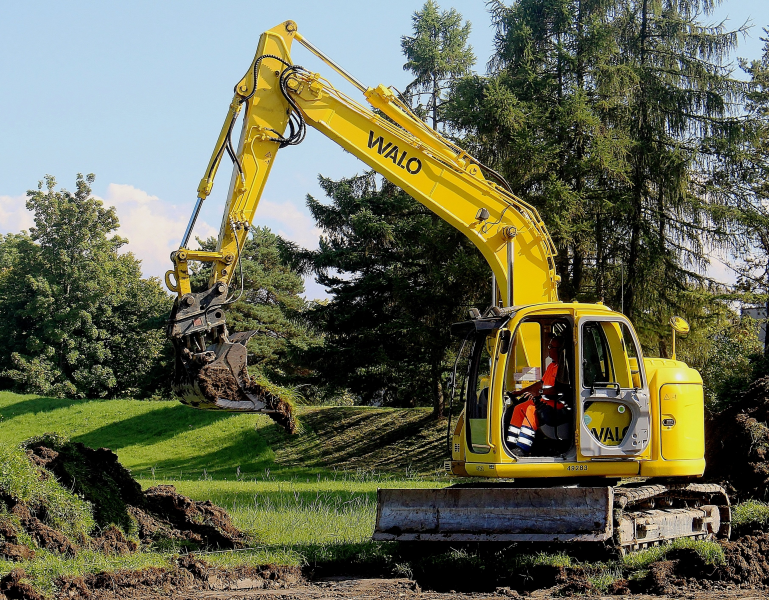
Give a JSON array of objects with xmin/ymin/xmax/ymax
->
[{"xmin": 165, "ymin": 20, "xmax": 559, "ymax": 412}]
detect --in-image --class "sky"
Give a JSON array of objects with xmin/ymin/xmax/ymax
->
[{"xmin": 1, "ymin": 0, "xmax": 768, "ymax": 300}]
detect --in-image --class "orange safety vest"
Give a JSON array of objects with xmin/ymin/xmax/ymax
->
[{"xmin": 543, "ymin": 362, "xmax": 558, "ymax": 387}]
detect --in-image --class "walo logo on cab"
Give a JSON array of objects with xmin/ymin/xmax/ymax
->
[{"xmin": 367, "ymin": 131, "xmax": 422, "ymax": 175}]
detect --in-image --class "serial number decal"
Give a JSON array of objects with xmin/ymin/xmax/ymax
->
[
  {"xmin": 367, "ymin": 131, "xmax": 422, "ymax": 174},
  {"xmin": 567, "ymin": 465, "xmax": 589, "ymax": 471}
]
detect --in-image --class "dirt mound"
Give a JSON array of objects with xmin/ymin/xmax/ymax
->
[
  {"xmin": 90, "ymin": 526, "xmax": 138, "ymax": 555},
  {"xmin": 719, "ymin": 532, "xmax": 769, "ymax": 586},
  {"xmin": 634, "ymin": 534, "xmax": 769, "ymax": 593},
  {"xmin": 53, "ymin": 556, "xmax": 301, "ymax": 599},
  {"xmin": 25, "ymin": 441, "xmax": 248, "ymax": 550},
  {"xmin": 705, "ymin": 376, "xmax": 769, "ymax": 500},
  {"xmin": 0, "ymin": 501, "xmax": 77, "ymax": 558},
  {"xmin": 606, "ymin": 579, "xmax": 630, "ymax": 595},
  {"xmin": 136, "ymin": 485, "xmax": 248, "ymax": 549},
  {"xmin": 0, "ymin": 568, "xmax": 45, "ymax": 600},
  {"xmin": 25, "ymin": 439, "xmax": 145, "ymax": 532},
  {"xmin": 1, "ymin": 439, "xmax": 249, "ymax": 563}
]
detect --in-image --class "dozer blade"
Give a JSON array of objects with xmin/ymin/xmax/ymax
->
[{"xmin": 373, "ymin": 487, "xmax": 613, "ymax": 542}]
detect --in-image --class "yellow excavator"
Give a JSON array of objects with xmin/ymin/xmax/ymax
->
[{"xmin": 165, "ymin": 20, "xmax": 730, "ymax": 552}]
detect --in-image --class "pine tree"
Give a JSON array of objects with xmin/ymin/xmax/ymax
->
[
  {"xmin": 728, "ymin": 29, "xmax": 769, "ymax": 355},
  {"xmin": 283, "ymin": 173, "xmax": 488, "ymax": 416},
  {"xmin": 447, "ymin": 0, "xmax": 747, "ymax": 351},
  {"xmin": 447, "ymin": 0, "xmax": 629, "ymax": 302},
  {"xmin": 401, "ymin": 0, "xmax": 475, "ymax": 129},
  {"xmin": 611, "ymin": 0, "xmax": 746, "ymax": 331}
]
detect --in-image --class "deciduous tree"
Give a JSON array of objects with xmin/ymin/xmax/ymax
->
[{"xmin": 0, "ymin": 174, "xmax": 171, "ymax": 398}]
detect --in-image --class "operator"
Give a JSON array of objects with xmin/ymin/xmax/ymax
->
[{"xmin": 506, "ymin": 336, "xmax": 566, "ymax": 455}]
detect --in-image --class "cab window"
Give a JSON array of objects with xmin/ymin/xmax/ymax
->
[
  {"xmin": 465, "ymin": 332, "xmax": 493, "ymax": 454},
  {"xmin": 582, "ymin": 321, "xmax": 643, "ymax": 389},
  {"xmin": 582, "ymin": 322, "xmax": 614, "ymax": 386}
]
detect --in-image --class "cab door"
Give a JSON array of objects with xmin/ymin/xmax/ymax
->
[
  {"xmin": 464, "ymin": 329, "xmax": 496, "ymax": 458},
  {"xmin": 578, "ymin": 316, "xmax": 650, "ymax": 457}
]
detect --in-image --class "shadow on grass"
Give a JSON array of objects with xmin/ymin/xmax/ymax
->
[
  {"xmin": 112, "ymin": 424, "xmax": 273, "ymax": 479},
  {"xmin": 293, "ymin": 540, "xmax": 597, "ymax": 593},
  {"xmin": 263, "ymin": 408, "xmax": 450, "ymax": 475},
  {"xmin": 0, "ymin": 394, "xmax": 97, "ymax": 420},
  {"xmin": 71, "ymin": 404, "xmax": 232, "ymax": 451}
]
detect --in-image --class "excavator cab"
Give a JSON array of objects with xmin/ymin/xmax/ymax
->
[
  {"xmin": 501, "ymin": 316, "xmax": 575, "ymax": 457},
  {"xmin": 450, "ymin": 305, "xmax": 654, "ymax": 464}
]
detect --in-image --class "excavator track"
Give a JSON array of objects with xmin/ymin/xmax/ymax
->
[
  {"xmin": 612, "ymin": 482, "xmax": 731, "ymax": 553},
  {"xmin": 374, "ymin": 481, "xmax": 731, "ymax": 552}
]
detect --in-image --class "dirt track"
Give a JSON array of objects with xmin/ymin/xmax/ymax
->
[{"xmin": 103, "ymin": 577, "xmax": 769, "ymax": 599}]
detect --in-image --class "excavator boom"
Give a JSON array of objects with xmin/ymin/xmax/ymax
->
[{"xmin": 165, "ymin": 20, "xmax": 558, "ymax": 413}]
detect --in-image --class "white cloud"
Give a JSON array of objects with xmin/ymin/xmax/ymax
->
[
  {"xmin": 98, "ymin": 184, "xmax": 218, "ymax": 281},
  {"xmin": 0, "ymin": 194, "xmax": 34, "ymax": 233},
  {"xmin": 105, "ymin": 183, "xmax": 159, "ymax": 205},
  {"xmin": 256, "ymin": 199, "xmax": 322, "ymax": 250}
]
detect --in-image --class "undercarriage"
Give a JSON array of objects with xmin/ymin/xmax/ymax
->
[{"xmin": 373, "ymin": 480, "xmax": 730, "ymax": 553}]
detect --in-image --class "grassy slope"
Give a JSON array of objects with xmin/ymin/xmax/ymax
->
[
  {"xmin": 0, "ymin": 392, "xmax": 451, "ymax": 480},
  {"xmin": 0, "ymin": 391, "xmax": 450, "ymax": 575}
]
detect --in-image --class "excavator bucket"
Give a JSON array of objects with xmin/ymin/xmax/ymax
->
[
  {"xmin": 373, "ymin": 487, "xmax": 614, "ymax": 542},
  {"xmin": 167, "ymin": 286, "xmax": 297, "ymax": 432}
]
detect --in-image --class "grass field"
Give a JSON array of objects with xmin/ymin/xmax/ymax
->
[
  {"xmin": 0, "ymin": 392, "xmax": 451, "ymax": 480},
  {"xmin": 0, "ymin": 391, "xmax": 738, "ymax": 594},
  {"xmin": 0, "ymin": 391, "xmax": 451, "ymax": 580}
]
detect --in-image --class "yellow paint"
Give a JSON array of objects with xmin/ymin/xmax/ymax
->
[
  {"xmin": 659, "ymin": 383, "xmax": 704, "ymax": 461},
  {"xmin": 169, "ymin": 21, "xmax": 298, "ymax": 298},
  {"xmin": 583, "ymin": 401, "xmax": 632, "ymax": 447},
  {"xmin": 452, "ymin": 459, "xmax": 640, "ymax": 479}
]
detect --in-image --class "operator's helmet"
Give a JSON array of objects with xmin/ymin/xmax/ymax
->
[{"xmin": 548, "ymin": 336, "xmax": 564, "ymax": 350}]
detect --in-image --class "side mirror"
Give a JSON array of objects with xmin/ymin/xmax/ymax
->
[
  {"xmin": 670, "ymin": 316, "xmax": 690, "ymax": 335},
  {"xmin": 669, "ymin": 316, "xmax": 689, "ymax": 360}
]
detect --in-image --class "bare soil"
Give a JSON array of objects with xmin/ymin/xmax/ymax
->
[
  {"xmin": 0, "ymin": 443, "xmax": 249, "ymax": 564},
  {"xmin": 198, "ymin": 364, "xmax": 297, "ymax": 434},
  {"xmin": 705, "ymin": 376, "xmax": 769, "ymax": 502},
  {"xmin": 4, "ymin": 567, "xmax": 769, "ymax": 600}
]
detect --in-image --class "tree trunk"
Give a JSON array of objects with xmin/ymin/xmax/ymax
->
[
  {"xmin": 431, "ymin": 356, "xmax": 444, "ymax": 419},
  {"xmin": 432, "ymin": 73, "xmax": 438, "ymax": 130},
  {"xmin": 764, "ymin": 291, "xmax": 769, "ymax": 358},
  {"xmin": 626, "ymin": 0, "xmax": 650, "ymax": 320}
]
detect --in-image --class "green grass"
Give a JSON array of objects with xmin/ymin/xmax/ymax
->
[
  {"xmin": 0, "ymin": 392, "xmax": 451, "ymax": 480},
  {"xmin": 151, "ymin": 475, "xmax": 445, "ymax": 549},
  {"xmin": 621, "ymin": 537, "xmax": 725, "ymax": 571},
  {"xmin": 733, "ymin": 500, "xmax": 769, "ymax": 533},
  {"xmin": 0, "ymin": 549, "xmax": 174, "ymax": 597}
]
